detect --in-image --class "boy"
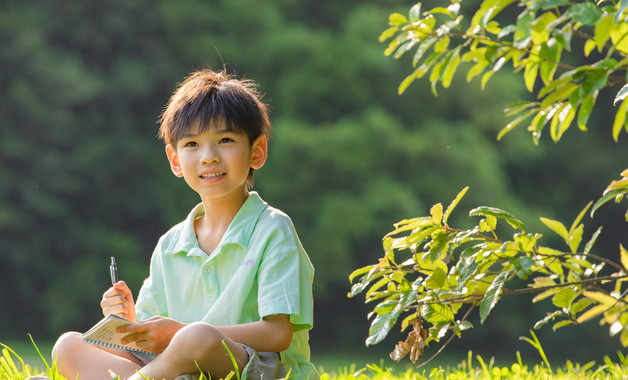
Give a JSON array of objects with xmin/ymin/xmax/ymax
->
[{"xmin": 51, "ymin": 69, "xmax": 317, "ymax": 380}]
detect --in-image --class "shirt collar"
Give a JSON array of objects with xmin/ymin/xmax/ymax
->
[{"xmin": 164, "ymin": 192, "xmax": 268, "ymax": 256}]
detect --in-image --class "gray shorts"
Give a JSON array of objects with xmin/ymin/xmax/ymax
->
[{"xmin": 131, "ymin": 344, "xmax": 286, "ymax": 380}]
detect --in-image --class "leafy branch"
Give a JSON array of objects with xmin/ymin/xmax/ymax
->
[{"xmin": 349, "ymin": 184, "xmax": 628, "ymax": 364}]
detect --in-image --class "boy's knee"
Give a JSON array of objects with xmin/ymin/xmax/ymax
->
[
  {"xmin": 171, "ymin": 322, "xmax": 225, "ymax": 358},
  {"xmin": 52, "ymin": 331, "xmax": 83, "ymax": 362}
]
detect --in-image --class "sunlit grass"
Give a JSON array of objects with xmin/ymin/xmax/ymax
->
[{"xmin": 2, "ymin": 337, "xmax": 628, "ymax": 379}]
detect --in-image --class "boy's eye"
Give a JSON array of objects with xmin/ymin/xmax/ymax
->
[
  {"xmin": 219, "ymin": 137, "xmax": 234, "ymax": 144},
  {"xmin": 183, "ymin": 141, "xmax": 198, "ymax": 148}
]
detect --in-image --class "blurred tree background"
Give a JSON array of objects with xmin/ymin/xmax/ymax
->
[{"xmin": 0, "ymin": 0, "xmax": 626, "ymax": 364}]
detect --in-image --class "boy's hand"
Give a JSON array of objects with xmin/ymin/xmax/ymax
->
[
  {"xmin": 118, "ymin": 316, "xmax": 186, "ymax": 354},
  {"xmin": 101, "ymin": 281, "xmax": 136, "ymax": 322}
]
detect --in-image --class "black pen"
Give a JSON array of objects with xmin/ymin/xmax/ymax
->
[{"xmin": 110, "ymin": 256, "xmax": 118, "ymax": 285}]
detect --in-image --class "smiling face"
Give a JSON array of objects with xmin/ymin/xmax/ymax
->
[{"xmin": 166, "ymin": 119, "xmax": 267, "ymax": 205}]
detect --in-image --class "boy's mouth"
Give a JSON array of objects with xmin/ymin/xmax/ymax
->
[{"xmin": 200, "ymin": 172, "xmax": 226, "ymax": 178}]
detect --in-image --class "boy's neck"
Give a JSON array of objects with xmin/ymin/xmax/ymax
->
[{"xmin": 194, "ymin": 189, "xmax": 250, "ymax": 254}]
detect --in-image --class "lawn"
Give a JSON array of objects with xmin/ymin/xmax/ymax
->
[{"xmin": 3, "ymin": 337, "xmax": 628, "ymax": 379}]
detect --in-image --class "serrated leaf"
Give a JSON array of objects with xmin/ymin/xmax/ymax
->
[
  {"xmin": 499, "ymin": 108, "xmax": 537, "ymax": 140},
  {"xmin": 409, "ymin": 3, "xmax": 422, "ymax": 23},
  {"xmin": 552, "ymin": 320, "xmax": 571, "ymax": 331},
  {"xmin": 615, "ymin": 84, "xmax": 628, "ymax": 106},
  {"xmin": 349, "ymin": 265, "xmax": 375, "ymax": 283},
  {"xmin": 570, "ymin": 297, "xmax": 596, "ymax": 315},
  {"xmin": 567, "ymin": 223, "xmax": 583, "ymax": 253},
  {"xmin": 534, "ymin": 311, "xmax": 561, "ymax": 329},
  {"xmin": 431, "ymin": 203, "xmax": 444, "ymax": 224},
  {"xmin": 567, "ymin": 3, "xmax": 603, "ymax": 25},
  {"xmin": 584, "ymin": 39, "xmax": 596, "ymax": 57},
  {"xmin": 617, "ymin": 0, "xmax": 628, "ymax": 23},
  {"xmin": 613, "ymin": 98, "xmax": 628, "ymax": 142},
  {"xmin": 443, "ymin": 186, "xmax": 468, "ymax": 225},
  {"xmin": 524, "ymin": 63, "xmax": 538, "ymax": 92},
  {"xmin": 533, "ymin": 287, "xmax": 561, "ymax": 303},
  {"xmin": 389, "ymin": 13, "xmax": 408, "ymax": 26},
  {"xmin": 552, "ymin": 286, "xmax": 577, "ymax": 308},
  {"xmin": 425, "ymin": 265, "xmax": 447, "ymax": 289},
  {"xmin": 576, "ymin": 304, "xmax": 608, "ymax": 323},
  {"xmin": 379, "ymin": 26, "xmax": 399, "ymax": 43},
  {"xmin": 620, "ymin": 245, "xmax": 628, "ymax": 271},
  {"xmin": 470, "ymin": 207, "xmax": 524, "ymax": 230},
  {"xmin": 367, "ymin": 282, "xmax": 420, "ymax": 345},
  {"xmin": 480, "ymin": 270, "xmax": 511, "ymax": 324},
  {"xmin": 583, "ymin": 290, "xmax": 618, "ymax": 306},
  {"xmin": 398, "ymin": 72, "xmax": 417, "ymax": 95},
  {"xmin": 578, "ymin": 93, "xmax": 596, "ymax": 129},
  {"xmin": 539, "ymin": 217, "xmax": 569, "ymax": 242},
  {"xmin": 442, "ymin": 50, "xmax": 461, "ymax": 88},
  {"xmin": 422, "ymin": 303, "xmax": 454, "ymax": 324},
  {"xmin": 595, "ymin": 14, "xmax": 614, "ymax": 51}
]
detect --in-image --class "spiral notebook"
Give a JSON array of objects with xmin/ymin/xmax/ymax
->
[{"xmin": 82, "ymin": 314, "xmax": 157, "ymax": 357}]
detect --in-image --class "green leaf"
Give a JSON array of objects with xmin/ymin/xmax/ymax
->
[
  {"xmin": 621, "ymin": 244, "xmax": 628, "ymax": 271},
  {"xmin": 470, "ymin": 206, "xmax": 524, "ymax": 230},
  {"xmin": 539, "ymin": 39, "xmax": 561, "ymax": 85},
  {"xmin": 539, "ymin": 217, "xmax": 569, "ymax": 242},
  {"xmin": 480, "ymin": 270, "xmax": 512, "ymax": 324},
  {"xmin": 398, "ymin": 72, "xmax": 417, "ymax": 95},
  {"xmin": 442, "ymin": 48, "xmax": 461, "ymax": 88},
  {"xmin": 524, "ymin": 62, "xmax": 538, "ymax": 92},
  {"xmin": 613, "ymin": 98, "xmax": 628, "ymax": 142},
  {"xmin": 409, "ymin": 3, "xmax": 422, "ymax": 23},
  {"xmin": 567, "ymin": 3, "xmax": 603, "ymax": 25},
  {"xmin": 422, "ymin": 303, "xmax": 454, "ymax": 324},
  {"xmin": 595, "ymin": 14, "xmax": 614, "ymax": 51},
  {"xmin": 534, "ymin": 311, "xmax": 562, "ymax": 329},
  {"xmin": 552, "ymin": 320, "xmax": 571, "ymax": 331},
  {"xmin": 431, "ymin": 203, "xmax": 443, "ymax": 224},
  {"xmin": 578, "ymin": 93, "xmax": 596, "ymax": 130},
  {"xmin": 425, "ymin": 261, "xmax": 448, "ymax": 289},
  {"xmin": 570, "ymin": 298, "xmax": 596, "ymax": 315},
  {"xmin": 389, "ymin": 13, "xmax": 408, "ymax": 26},
  {"xmin": 379, "ymin": 26, "xmax": 399, "ymax": 43},
  {"xmin": 540, "ymin": 83, "xmax": 578, "ymax": 110},
  {"xmin": 583, "ymin": 290, "xmax": 618, "ymax": 306},
  {"xmin": 583, "ymin": 226, "xmax": 602, "ymax": 255},
  {"xmin": 443, "ymin": 186, "xmax": 469, "ymax": 224},
  {"xmin": 576, "ymin": 304, "xmax": 608, "ymax": 323},
  {"xmin": 552, "ymin": 286, "xmax": 577, "ymax": 308},
  {"xmin": 584, "ymin": 39, "xmax": 596, "ymax": 57},
  {"xmin": 614, "ymin": 84, "xmax": 628, "ymax": 106},
  {"xmin": 367, "ymin": 281, "xmax": 420, "ymax": 345},
  {"xmin": 498, "ymin": 108, "xmax": 537, "ymax": 140},
  {"xmin": 616, "ymin": 0, "xmax": 628, "ymax": 23},
  {"xmin": 568, "ymin": 223, "xmax": 584, "ymax": 253}
]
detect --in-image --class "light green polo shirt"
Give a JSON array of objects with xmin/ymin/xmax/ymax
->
[{"xmin": 135, "ymin": 192, "xmax": 318, "ymax": 379}]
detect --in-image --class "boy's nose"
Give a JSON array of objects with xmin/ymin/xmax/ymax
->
[{"xmin": 200, "ymin": 146, "xmax": 220, "ymax": 164}]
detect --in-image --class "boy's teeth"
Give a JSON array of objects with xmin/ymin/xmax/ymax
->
[{"xmin": 201, "ymin": 172, "xmax": 224, "ymax": 178}]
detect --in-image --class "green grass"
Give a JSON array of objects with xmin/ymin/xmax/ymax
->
[{"xmin": 2, "ymin": 337, "xmax": 628, "ymax": 379}]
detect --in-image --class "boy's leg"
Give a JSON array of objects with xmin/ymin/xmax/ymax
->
[
  {"xmin": 129, "ymin": 322, "xmax": 249, "ymax": 380},
  {"xmin": 53, "ymin": 331, "xmax": 143, "ymax": 380}
]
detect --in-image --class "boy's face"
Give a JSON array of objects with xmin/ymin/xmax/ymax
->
[{"xmin": 165, "ymin": 119, "xmax": 267, "ymax": 203}]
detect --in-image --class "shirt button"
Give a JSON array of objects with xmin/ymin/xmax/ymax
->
[{"xmin": 204, "ymin": 267, "xmax": 211, "ymax": 273}]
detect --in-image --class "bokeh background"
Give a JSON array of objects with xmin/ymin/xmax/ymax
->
[{"xmin": 1, "ymin": 0, "xmax": 627, "ymax": 369}]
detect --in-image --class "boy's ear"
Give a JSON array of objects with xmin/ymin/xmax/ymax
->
[
  {"xmin": 250, "ymin": 135, "xmax": 268, "ymax": 170},
  {"xmin": 165, "ymin": 145, "xmax": 184, "ymax": 177}
]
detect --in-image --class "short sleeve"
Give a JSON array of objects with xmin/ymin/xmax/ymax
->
[
  {"xmin": 135, "ymin": 238, "xmax": 168, "ymax": 321},
  {"xmin": 256, "ymin": 215, "xmax": 314, "ymax": 331}
]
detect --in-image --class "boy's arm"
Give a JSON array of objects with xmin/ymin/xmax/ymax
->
[{"xmin": 120, "ymin": 314, "xmax": 293, "ymax": 354}]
